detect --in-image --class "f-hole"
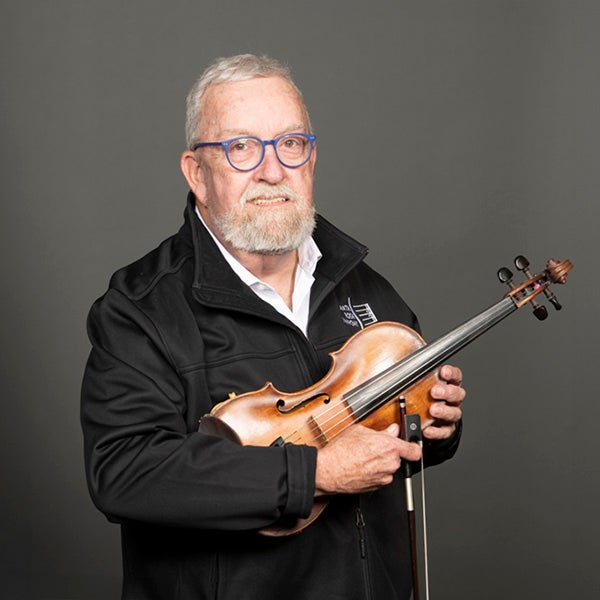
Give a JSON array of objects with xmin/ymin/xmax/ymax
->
[{"xmin": 276, "ymin": 394, "xmax": 331, "ymax": 413}]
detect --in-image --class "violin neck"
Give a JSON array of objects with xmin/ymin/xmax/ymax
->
[
  {"xmin": 406, "ymin": 296, "xmax": 517, "ymax": 384},
  {"xmin": 352, "ymin": 297, "xmax": 517, "ymax": 414}
]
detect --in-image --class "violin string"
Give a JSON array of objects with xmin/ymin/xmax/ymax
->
[
  {"xmin": 343, "ymin": 299, "xmax": 514, "ymax": 429},
  {"xmin": 284, "ymin": 350, "xmax": 432, "ymax": 445},
  {"xmin": 284, "ymin": 385, "xmax": 397, "ymax": 446},
  {"xmin": 284, "ymin": 299, "xmax": 516, "ymax": 446},
  {"xmin": 282, "ymin": 360, "xmax": 420, "ymax": 445},
  {"xmin": 283, "ymin": 351, "xmax": 421, "ymax": 445}
]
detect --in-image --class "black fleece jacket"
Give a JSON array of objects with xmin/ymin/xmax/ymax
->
[{"xmin": 81, "ymin": 193, "xmax": 460, "ymax": 600}]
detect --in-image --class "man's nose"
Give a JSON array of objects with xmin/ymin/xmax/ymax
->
[{"xmin": 255, "ymin": 143, "xmax": 286, "ymax": 183}]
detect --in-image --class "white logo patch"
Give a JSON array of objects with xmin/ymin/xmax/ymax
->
[{"xmin": 339, "ymin": 297, "xmax": 378, "ymax": 329}]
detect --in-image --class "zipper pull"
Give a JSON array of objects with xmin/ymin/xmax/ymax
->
[{"xmin": 354, "ymin": 506, "xmax": 367, "ymax": 558}]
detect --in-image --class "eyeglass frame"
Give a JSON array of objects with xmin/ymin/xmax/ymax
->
[{"xmin": 191, "ymin": 132, "xmax": 317, "ymax": 172}]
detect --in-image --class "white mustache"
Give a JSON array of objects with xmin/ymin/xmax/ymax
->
[{"xmin": 240, "ymin": 183, "xmax": 303, "ymax": 206}]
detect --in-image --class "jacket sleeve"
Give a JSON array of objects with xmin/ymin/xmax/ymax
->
[{"xmin": 81, "ymin": 289, "xmax": 316, "ymax": 531}]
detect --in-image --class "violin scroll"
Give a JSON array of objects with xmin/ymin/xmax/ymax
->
[{"xmin": 545, "ymin": 258, "xmax": 572, "ymax": 285}]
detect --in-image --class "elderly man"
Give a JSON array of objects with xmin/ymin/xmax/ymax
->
[{"xmin": 82, "ymin": 54, "xmax": 465, "ymax": 600}]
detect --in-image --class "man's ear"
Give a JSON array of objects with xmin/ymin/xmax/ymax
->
[
  {"xmin": 309, "ymin": 142, "xmax": 317, "ymax": 174},
  {"xmin": 180, "ymin": 151, "xmax": 207, "ymax": 205}
]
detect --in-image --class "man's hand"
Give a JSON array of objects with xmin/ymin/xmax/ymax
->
[
  {"xmin": 423, "ymin": 364, "xmax": 465, "ymax": 441},
  {"xmin": 314, "ymin": 364, "xmax": 464, "ymax": 497},
  {"xmin": 314, "ymin": 423, "xmax": 421, "ymax": 496}
]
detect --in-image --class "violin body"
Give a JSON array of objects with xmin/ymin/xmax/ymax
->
[
  {"xmin": 199, "ymin": 321, "xmax": 441, "ymax": 536},
  {"xmin": 202, "ymin": 322, "xmax": 439, "ymax": 447}
]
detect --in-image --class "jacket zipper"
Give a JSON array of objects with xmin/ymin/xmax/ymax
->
[
  {"xmin": 354, "ymin": 503, "xmax": 373, "ymax": 600},
  {"xmin": 287, "ymin": 327, "xmax": 326, "ymax": 388},
  {"xmin": 355, "ymin": 505, "xmax": 367, "ymax": 558}
]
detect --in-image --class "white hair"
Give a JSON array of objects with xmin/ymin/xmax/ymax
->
[{"xmin": 185, "ymin": 54, "xmax": 311, "ymax": 148}]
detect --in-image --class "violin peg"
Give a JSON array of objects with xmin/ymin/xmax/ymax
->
[
  {"xmin": 514, "ymin": 255, "xmax": 530, "ymax": 271},
  {"xmin": 497, "ymin": 267, "xmax": 514, "ymax": 284},
  {"xmin": 533, "ymin": 305, "xmax": 549, "ymax": 321},
  {"xmin": 549, "ymin": 296, "xmax": 562, "ymax": 311}
]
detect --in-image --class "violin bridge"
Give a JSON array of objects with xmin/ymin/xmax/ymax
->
[
  {"xmin": 307, "ymin": 415, "xmax": 329, "ymax": 445},
  {"xmin": 308, "ymin": 411, "xmax": 353, "ymax": 446}
]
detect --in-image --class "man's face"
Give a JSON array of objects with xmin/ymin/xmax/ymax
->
[{"xmin": 183, "ymin": 76, "xmax": 317, "ymax": 256}]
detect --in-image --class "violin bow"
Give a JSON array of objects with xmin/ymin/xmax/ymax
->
[{"xmin": 399, "ymin": 397, "xmax": 428, "ymax": 600}]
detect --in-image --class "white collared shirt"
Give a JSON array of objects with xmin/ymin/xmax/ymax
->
[{"xmin": 195, "ymin": 207, "xmax": 321, "ymax": 336}]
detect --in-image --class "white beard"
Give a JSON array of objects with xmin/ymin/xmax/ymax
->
[{"xmin": 208, "ymin": 183, "xmax": 316, "ymax": 255}]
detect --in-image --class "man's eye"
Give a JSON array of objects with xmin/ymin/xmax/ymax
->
[
  {"xmin": 282, "ymin": 137, "xmax": 300, "ymax": 148},
  {"xmin": 230, "ymin": 140, "xmax": 249, "ymax": 153}
]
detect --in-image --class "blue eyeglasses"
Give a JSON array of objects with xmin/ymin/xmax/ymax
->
[{"xmin": 192, "ymin": 132, "xmax": 316, "ymax": 172}]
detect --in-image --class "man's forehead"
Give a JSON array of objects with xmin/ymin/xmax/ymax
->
[{"xmin": 200, "ymin": 76, "xmax": 308, "ymax": 137}]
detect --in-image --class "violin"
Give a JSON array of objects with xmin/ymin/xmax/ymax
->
[{"xmin": 198, "ymin": 256, "xmax": 573, "ymax": 537}]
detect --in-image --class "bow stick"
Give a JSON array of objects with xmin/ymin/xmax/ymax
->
[{"xmin": 399, "ymin": 397, "xmax": 428, "ymax": 600}]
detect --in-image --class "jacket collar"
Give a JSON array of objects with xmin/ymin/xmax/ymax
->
[{"xmin": 182, "ymin": 191, "xmax": 368, "ymax": 319}]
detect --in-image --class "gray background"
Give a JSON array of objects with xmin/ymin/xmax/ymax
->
[{"xmin": 2, "ymin": 1, "xmax": 598, "ymax": 598}]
